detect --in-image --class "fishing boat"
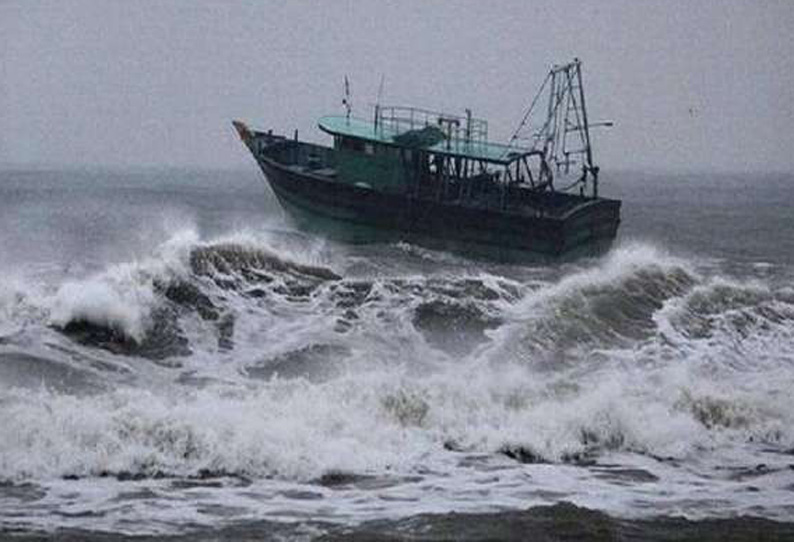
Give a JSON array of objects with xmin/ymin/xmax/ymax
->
[{"xmin": 233, "ymin": 59, "xmax": 620, "ymax": 256}]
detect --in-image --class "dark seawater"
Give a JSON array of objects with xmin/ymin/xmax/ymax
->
[{"xmin": 1, "ymin": 166, "xmax": 793, "ymax": 540}]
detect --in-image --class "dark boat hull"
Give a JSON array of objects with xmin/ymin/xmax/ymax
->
[{"xmin": 253, "ymin": 155, "xmax": 621, "ymax": 257}]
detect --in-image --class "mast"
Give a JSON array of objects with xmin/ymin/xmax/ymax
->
[
  {"xmin": 506, "ymin": 59, "xmax": 608, "ymax": 199},
  {"xmin": 573, "ymin": 59, "xmax": 597, "ymax": 197}
]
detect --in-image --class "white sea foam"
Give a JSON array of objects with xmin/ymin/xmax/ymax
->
[
  {"xmin": 32, "ymin": 227, "xmax": 323, "ymax": 343},
  {"xmin": 49, "ymin": 278, "xmax": 154, "ymax": 342},
  {"xmin": 3, "ymin": 238, "xmax": 794, "ymax": 531},
  {"xmin": 2, "ymin": 339, "xmax": 793, "ymax": 483}
]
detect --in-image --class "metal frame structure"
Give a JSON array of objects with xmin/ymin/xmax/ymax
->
[
  {"xmin": 506, "ymin": 59, "xmax": 605, "ymax": 197},
  {"xmin": 375, "ymin": 105, "xmax": 489, "ymax": 150}
]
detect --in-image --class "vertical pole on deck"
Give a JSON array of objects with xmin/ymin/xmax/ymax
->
[{"xmin": 575, "ymin": 59, "xmax": 596, "ymax": 198}]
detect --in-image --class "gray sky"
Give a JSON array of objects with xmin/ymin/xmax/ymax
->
[{"xmin": 1, "ymin": 0, "xmax": 792, "ymax": 172}]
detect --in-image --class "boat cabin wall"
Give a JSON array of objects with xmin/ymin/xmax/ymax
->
[{"xmin": 333, "ymin": 136, "xmax": 410, "ymax": 193}]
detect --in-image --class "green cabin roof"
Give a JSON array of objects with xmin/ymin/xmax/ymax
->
[{"xmin": 318, "ymin": 115, "xmax": 530, "ymax": 165}]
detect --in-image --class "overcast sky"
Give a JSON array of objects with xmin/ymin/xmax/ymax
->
[{"xmin": 1, "ymin": 0, "xmax": 792, "ymax": 172}]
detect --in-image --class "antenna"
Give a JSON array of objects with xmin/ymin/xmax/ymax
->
[
  {"xmin": 376, "ymin": 74, "xmax": 385, "ymax": 105},
  {"xmin": 374, "ymin": 74, "xmax": 385, "ymax": 130},
  {"xmin": 342, "ymin": 75, "xmax": 352, "ymax": 122}
]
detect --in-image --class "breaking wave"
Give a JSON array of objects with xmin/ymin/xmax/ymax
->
[
  {"xmin": 1, "ymin": 355, "xmax": 792, "ymax": 482},
  {"xmin": 1, "ymin": 235, "xmax": 794, "ymax": 485}
]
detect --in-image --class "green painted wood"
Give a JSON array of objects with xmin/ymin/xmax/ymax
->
[{"xmin": 335, "ymin": 146, "xmax": 408, "ymax": 193}]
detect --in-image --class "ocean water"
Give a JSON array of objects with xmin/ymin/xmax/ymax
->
[{"xmin": 0, "ymin": 166, "xmax": 793, "ymax": 540}]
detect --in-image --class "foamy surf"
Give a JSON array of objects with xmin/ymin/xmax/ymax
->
[
  {"xmin": 2, "ymin": 229, "xmax": 794, "ymax": 534},
  {"xmin": 2, "ymin": 164, "xmax": 794, "ymax": 539}
]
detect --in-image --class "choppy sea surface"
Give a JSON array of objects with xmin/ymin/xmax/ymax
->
[{"xmin": 1, "ymin": 167, "xmax": 793, "ymax": 540}]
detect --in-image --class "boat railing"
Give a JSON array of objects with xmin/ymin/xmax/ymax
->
[{"xmin": 375, "ymin": 105, "xmax": 489, "ymax": 149}]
